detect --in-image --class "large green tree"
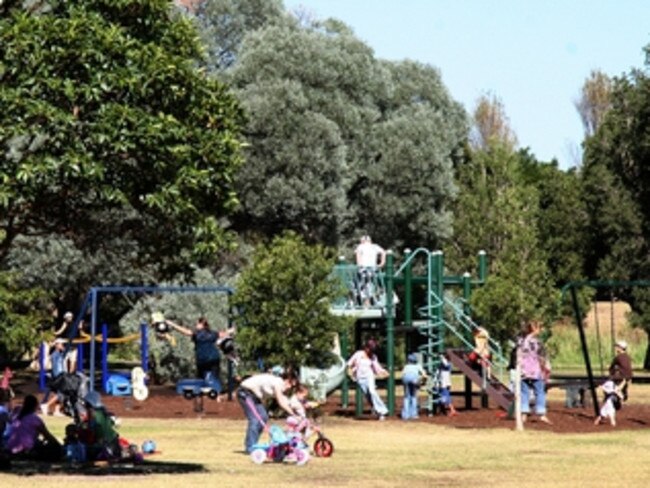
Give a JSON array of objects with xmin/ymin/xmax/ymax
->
[
  {"xmin": 451, "ymin": 142, "xmax": 558, "ymax": 340},
  {"xmin": 232, "ymin": 232, "xmax": 350, "ymax": 369},
  {"xmin": 196, "ymin": 2, "xmax": 464, "ymax": 252},
  {"xmin": 0, "ymin": 0, "xmax": 245, "ymax": 275},
  {"xmin": 580, "ymin": 58, "xmax": 650, "ymax": 366},
  {"xmin": 227, "ymin": 19, "xmax": 383, "ymax": 246},
  {"xmin": 355, "ymin": 60, "xmax": 466, "ymax": 250}
]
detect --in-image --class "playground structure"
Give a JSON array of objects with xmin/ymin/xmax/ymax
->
[
  {"xmin": 41, "ymin": 285, "xmax": 236, "ymax": 399},
  {"xmin": 331, "ymin": 248, "xmax": 513, "ymax": 416}
]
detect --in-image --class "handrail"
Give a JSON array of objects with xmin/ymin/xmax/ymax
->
[{"xmin": 330, "ymin": 263, "xmax": 386, "ymax": 310}]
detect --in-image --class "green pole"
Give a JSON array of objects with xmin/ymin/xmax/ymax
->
[
  {"xmin": 385, "ymin": 251, "xmax": 395, "ymax": 416},
  {"xmin": 570, "ymin": 285, "xmax": 600, "ymax": 416},
  {"xmin": 340, "ymin": 332, "xmax": 349, "ymax": 408},
  {"xmin": 436, "ymin": 250, "xmax": 445, "ymax": 355},
  {"xmin": 462, "ymin": 271, "xmax": 473, "ymax": 409},
  {"xmin": 478, "ymin": 250, "xmax": 487, "ymax": 284},
  {"xmin": 462, "ymin": 272, "xmax": 472, "ymax": 339},
  {"xmin": 404, "ymin": 249, "xmax": 412, "ymax": 328}
]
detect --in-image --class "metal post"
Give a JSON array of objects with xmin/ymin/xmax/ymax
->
[
  {"xmin": 462, "ymin": 271, "xmax": 473, "ymax": 409},
  {"xmin": 140, "ymin": 322, "xmax": 148, "ymax": 373},
  {"xmin": 435, "ymin": 250, "xmax": 444, "ymax": 355},
  {"xmin": 478, "ymin": 250, "xmax": 487, "ymax": 283},
  {"xmin": 404, "ymin": 249, "xmax": 412, "ymax": 328},
  {"xmin": 39, "ymin": 342, "xmax": 46, "ymax": 391},
  {"xmin": 385, "ymin": 251, "xmax": 395, "ymax": 416},
  {"xmin": 340, "ymin": 332, "xmax": 349, "ymax": 408},
  {"xmin": 89, "ymin": 288, "xmax": 98, "ymax": 392},
  {"xmin": 570, "ymin": 285, "xmax": 600, "ymax": 416},
  {"xmin": 77, "ymin": 342, "xmax": 84, "ymax": 373},
  {"xmin": 102, "ymin": 323, "xmax": 109, "ymax": 393}
]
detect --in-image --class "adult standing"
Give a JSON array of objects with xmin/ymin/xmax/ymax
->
[
  {"xmin": 518, "ymin": 320, "xmax": 551, "ymax": 424},
  {"xmin": 347, "ymin": 339, "xmax": 389, "ymax": 420},
  {"xmin": 609, "ymin": 340, "xmax": 633, "ymax": 400},
  {"xmin": 236, "ymin": 372, "xmax": 297, "ymax": 453},
  {"xmin": 53, "ymin": 311, "xmax": 82, "ymax": 373},
  {"xmin": 40, "ymin": 338, "xmax": 67, "ymax": 416},
  {"xmin": 354, "ymin": 235, "xmax": 386, "ymax": 307},
  {"xmin": 166, "ymin": 317, "xmax": 221, "ymax": 382}
]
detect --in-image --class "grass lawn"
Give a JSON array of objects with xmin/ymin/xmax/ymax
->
[{"xmin": 2, "ymin": 414, "xmax": 650, "ymax": 488}]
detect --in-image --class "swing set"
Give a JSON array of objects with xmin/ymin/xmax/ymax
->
[{"xmin": 562, "ymin": 279, "xmax": 650, "ymax": 416}]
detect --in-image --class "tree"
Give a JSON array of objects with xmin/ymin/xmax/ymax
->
[
  {"xmin": 227, "ymin": 20, "xmax": 385, "ymax": 246},
  {"xmin": 469, "ymin": 92, "xmax": 517, "ymax": 152},
  {"xmin": 0, "ymin": 0, "xmax": 245, "ymax": 275},
  {"xmin": 194, "ymin": 0, "xmax": 287, "ymax": 73},
  {"xmin": 580, "ymin": 62, "xmax": 650, "ymax": 367},
  {"xmin": 450, "ymin": 142, "xmax": 558, "ymax": 340},
  {"xmin": 0, "ymin": 271, "xmax": 49, "ymax": 361},
  {"xmin": 575, "ymin": 69, "xmax": 612, "ymax": 138},
  {"xmin": 517, "ymin": 151, "xmax": 588, "ymax": 287},
  {"xmin": 232, "ymin": 232, "xmax": 350, "ymax": 369},
  {"xmin": 352, "ymin": 60, "xmax": 467, "ymax": 251}
]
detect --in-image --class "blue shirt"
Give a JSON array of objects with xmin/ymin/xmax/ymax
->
[
  {"xmin": 192, "ymin": 330, "xmax": 220, "ymax": 364},
  {"xmin": 51, "ymin": 349, "xmax": 66, "ymax": 377}
]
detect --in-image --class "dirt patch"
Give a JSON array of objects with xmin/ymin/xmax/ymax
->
[
  {"xmin": 95, "ymin": 386, "xmax": 650, "ymax": 434},
  {"xmin": 9, "ymin": 372, "xmax": 650, "ymax": 434}
]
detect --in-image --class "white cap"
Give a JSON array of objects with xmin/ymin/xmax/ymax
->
[
  {"xmin": 616, "ymin": 340, "xmax": 628, "ymax": 350},
  {"xmin": 63, "ymin": 311, "xmax": 73, "ymax": 320}
]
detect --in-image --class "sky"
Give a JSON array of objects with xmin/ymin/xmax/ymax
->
[{"xmin": 285, "ymin": 0, "xmax": 650, "ymax": 169}]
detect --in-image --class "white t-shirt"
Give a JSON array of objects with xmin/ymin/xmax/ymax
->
[
  {"xmin": 355, "ymin": 242, "xmax": 384, "ymax": 268},
  {"xmin": 240, "ymin": 373, "xmax": 285, "ymax": 401}
]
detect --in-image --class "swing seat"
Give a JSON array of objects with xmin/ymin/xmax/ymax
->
[{"xmin": 106, "ymin": 374, "xmax": 132, "ymax": 397}]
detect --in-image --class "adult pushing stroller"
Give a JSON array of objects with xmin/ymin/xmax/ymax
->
[{"xmin": 49, "ymin": 372, "xmax": 89, "ymax": 422}]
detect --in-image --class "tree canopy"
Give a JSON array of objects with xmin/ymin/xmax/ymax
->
[
  {"xmin": 232, "ymin": 232, "xmax": 350, "ymax": 369},
  {"xmin": 0, "ymin": 0, "xmax": 245, "ymax": 275}
]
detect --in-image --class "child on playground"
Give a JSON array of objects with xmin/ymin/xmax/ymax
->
[
  {"xmin": 439, "ymin": 353, "xmax": 458, "ymax": 416},
  {"xmin": 594, "ymin": 378, "xmax": 624, "ymax": 426},
  {"xmin": 401, "ymin": 353, "xmax": 427, "ymax": 420},
  {"xmin": 348, "ymin": 339, "xmax": 389, "ymax": 420}
]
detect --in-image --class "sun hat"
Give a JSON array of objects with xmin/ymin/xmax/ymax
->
[
  {"xmin": 615, "ymin": 340, "xmax": 628, "ymax": 351},
  {"xmin": 84, "ymin": 391, "xmax": 104, "ymax": 409},
  {"xmin": 53, "ymin": 338, "xmax": 67, "ymax": 345}
]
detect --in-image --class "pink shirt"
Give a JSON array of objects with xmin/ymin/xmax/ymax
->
[
  {"xmin": 348, "ymin": 350, "xmax": 385, "ymax": 380},
  {"xmin": 7, "ymin": 413, "xmax": 43, "ymax": 453}
]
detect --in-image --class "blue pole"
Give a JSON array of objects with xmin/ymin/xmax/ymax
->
[
  {"xmin": 39, "ymin": 342, "xmax": 46, "ymax": 391},
  {"xmin": 140, "ymin": 322, "xmax": 148, "ymax": 373},
  {"xmin": 77, "ymin": 342, "xmax": 84, "ymax": 373},
  {"xmin": 89, "ymin": 289, "xmax": 98, "ymax": 391},
  {"xmin": 102, "ymin": 323, "xmax": 109, "ymax": 393}
]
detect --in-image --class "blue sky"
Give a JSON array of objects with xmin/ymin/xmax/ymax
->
[{"xmin": 285, "ymin": 0, "xmax": 650, "ymax": 169}]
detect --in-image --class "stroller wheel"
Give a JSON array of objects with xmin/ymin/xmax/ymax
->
[
  {"xmin": 313, "ymin": 437, "xmax": 334, "ymax": 457},
  {"xmin": 250, "ymin": 448, "xmax": 267, "ymax": 465}
]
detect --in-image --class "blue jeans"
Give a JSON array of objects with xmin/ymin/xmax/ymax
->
[
  {"xmin": 401, "ymin": 380, "xmax": 419, "ymax": 419},
  {"xmin": 520, "ymin": 378, "xmax": 546, "ymax": 415},
  {"xmin": 358, "ymin": 377, "xmax": 388, "ymax": 416},
  {"xmin": 237, "ymin": 388, "xmax": 268, "ymax": 452}
]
